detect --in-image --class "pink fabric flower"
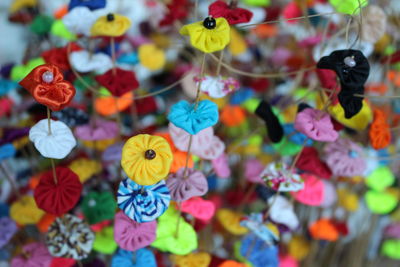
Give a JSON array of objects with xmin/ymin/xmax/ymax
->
[
  {"xmin": 294, "ymin": 108, "xmax": 339, "ymax": 142},
  {"xmin": 323, "ymin": 138, "xmax": 366, "ymax": 177},
  {"xmin": 74, "ymin": 118, "xmax": 119, "ymax": 141},
  {"xmin": 166, "ymin": 168, "xmax": 208, "ymax": 202},
  {"xmin": 181, "ymin": 196, "xmax": 215, "ymax": 221},
  {"xmin": 168, "ymin": 122, "xmax": 214, "ymax": 153},
  {"xmin": 211, "ymin": 153, "xmax": 231, "ymax": 178},
  {"xmin": 291, "ymin": 174, "xmax": 324, "ymax": 206},
  {"xmin": 11, "ymin": 242, "xmax": 52, "ymax": 267},
  {"xmin": 244, "ymin": 158, "xmax": 264, "ymax": 184},
  {"xmin": 194, "ymin": 136, "xmax": 225, "ymax": 160},
  {"xmin": 113, "ymin": 211, "xmax": 157, "ymax": 251}
]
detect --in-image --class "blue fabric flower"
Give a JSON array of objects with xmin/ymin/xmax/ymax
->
[
  {"xmin": 0, "ymin": 80, "xmax": 18, "ymax": 97},
  {"xmin": 230, "ymin": 87, "xmax": 254, "ymax": 105},
  {"xmin": 283, "ymin": 124, "xmax": 313, "ymax": 146},
  {"xmin": 118, "ymin": 53, "xmax": 139, "ymax": 65},
  {"xmin": 167, "ymin": 100, "xmax": 219, "ymax": 135},
  {"xmin": 117, "ymin": 179, "xmax": 170, "ymax": 223},
  {"xmin": 240, "ymin": 234, "xmax": 279, "ymax": 267},
  {"xmin": 68, "ymin": 0, "xmax": 106, "ymax": 11},
  {"xmin": 111, "ymin": 248, "xmax": 156, "ymax": 267},
  {"xmin": 0, "ymin": 144, "xmax": 16, "ymax": 161}
]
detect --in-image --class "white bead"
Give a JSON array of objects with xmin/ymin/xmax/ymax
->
[
  {"xmin": 344, "ymin": 56, "xmax": 356, "ymax": 67},
  {"xmin": 42, "ymin": 71, "xmax": 54, "ymax": 83},
  {"xmin": 88, "ymin": 199, "xmax": 96, "ymax": 207}
]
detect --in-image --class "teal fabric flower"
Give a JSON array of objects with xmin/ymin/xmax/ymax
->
[{"xmin": 82, "ymin": 191, "xmax": 116, "ymax": 224}]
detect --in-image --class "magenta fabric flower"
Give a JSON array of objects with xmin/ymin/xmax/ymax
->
[
  {"xmin": 294, "ymin": 108, "xmax": 339, "ymax": 142},
  {"xmin": 211, "ymin": 153, "xmax": 231, "ymax": 178},
  {"xmin": 244, "ymin": 158, "xmax": 264, "ymax": 184},
  {"xmin": 11, "ymin": 242, "xmax": 52, "ymax": 267},
  {"xmin": 323, "ymin": 138, "xmax": 366, "ymax": 177}
]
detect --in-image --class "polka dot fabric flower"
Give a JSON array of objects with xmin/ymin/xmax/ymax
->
[{"xmin": 121, "ymin": 134, "xmax": 173, "ymax": 185}]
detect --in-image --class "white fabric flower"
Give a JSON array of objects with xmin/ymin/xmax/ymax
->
[
  {"xmin": 268, "ymin": 195, "xmax": 299, "ymax": 230},
  {"xmin": 198, "ymin": 76, "xmax": 240, "ymax": 98},
  {"xmin": 70, "ymin": 51, "xmax": 112, "ymax": 74},
  {"xmin": 62, "ymin": 7, "xmax": 97, "ymax": 36},
  {"xmin": 29, "ymin": 119, "xmax": 76, "ymax": 159}
]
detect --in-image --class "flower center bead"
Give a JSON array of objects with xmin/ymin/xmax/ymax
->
[
  {"xmin": 144, "ymin": 149, "xmax": 156, "ymax": 160},
  {"xmin": 348, "ymin": 150, "xmax": 358, "ymax": 158},
  {"xmin": 42, "ymin": 71, "xmax": 54, "ymax": 84},
  {"xmin": 107, "ymin": 13, "xmax": 115, "ymax": 22},
  {"xmin": 203, "ymin": 16, "xmax": 216, "ymax": 29},
  {"xmin": 344, "ymin": 56, "xmax": 356, "ymax": 67}
]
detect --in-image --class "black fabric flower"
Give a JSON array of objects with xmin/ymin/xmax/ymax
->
[
  {"xmin": 53, "ymin": 107, "xmax": 89, "ymax": 127},
  {"xmin": 338, "ymin": 86, "xmax": 364, "ymax": 119},
  {"xmin": 255, "ymin": 100, "xmax": 284, "ymax": 143}
]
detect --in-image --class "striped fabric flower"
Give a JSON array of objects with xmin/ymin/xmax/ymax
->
[{"xmin": 117, "ymin": 179, "xmax": 171, "ymax": 223}]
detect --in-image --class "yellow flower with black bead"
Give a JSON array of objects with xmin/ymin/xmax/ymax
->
[{"xmin": 90, "ymin": 13, "xmax": 131, "ymax": 37}]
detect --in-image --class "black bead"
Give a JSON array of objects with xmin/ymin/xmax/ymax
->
[
  {"xmin": 144, "ymin": 149, "xmax": 156, "ymax": 160},
  {"xmin": 203, "ymin": 17, "xmax": 216, "ymax": 29},
  {"xmin": 106, "ymin": 13, "xmax": 115, "ymax": 22}
]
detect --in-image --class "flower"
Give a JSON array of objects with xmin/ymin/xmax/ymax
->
[
  {"xmin": 138, "ymin": 44, "xmax": 166, "ymax": 71},
  {"xmin": 34, "ymin": 167, "xmax": 82, "ymax": 215},
  {"xmin": 181, "ymin": 197, "xmax": 216, "ymax": 221},
  {"xmin": 168, "ymin": 122, "xmax": 214, "ymax": 154},
  {"xmin": 268, "ymin": 196, "xmax": 299, "ymax": 230},
  {"xmin": 159, "ymin": 0, "xmax": 189, "ymax": 26},
  {"xmin": 369, "ymin": 109, "xmax": 391, "ymax": 149},
  {"xmin": 168, "ymin": 100, "xmax": 219, "ymax": 135},
  {"xmin": 309, "ymin": 218, "xmax": 339, "ymax": 241},
  {"xmin": 240, "ymin": 213, "xmax": 280, "ymax": 245},
  {"xmin": 74, "ymin": 118, "xmax": 119, "ymax": 141},
  {"xmin": 62, "ymin": 6, "xmax": 97, "ymax": 36},
  {"xmin": 93, "ymin": 227, "xmax": 117, "ymax": 254},
  {"xmin": 53, "ymin": 107, "xmax": 89, "ymax": 127},
  {"xmin": 90, "ymin": 13, "xmax": 131, "ymax": 37},
  {"xmin": 199, "ymin": 75, "xmax": 240, "ymax": 98},
  {"xmin": 329, "ymin": 0, "xmax": 368, "ymax": 15},
  {"xmin": 337, "ymin": 86, "xmax": 364, "ymax": 119},
  {"xmin": 46, "ymin": 214, "xmax": 95, "ymax": 260},
  {"xmin": 323, "ymin": 138, "xmax": 366, "ymax": 177},
  {"xmin": 29, "ymin": 119, "xmax": 76, "ymax": 159},
  {"xmin": 209, "ymin": 0, "xmax": 253, "ymax": 25},
  {"xmin": 0, "ymin": 217, "xmax": 17, "ymax": 249},
  {"xmin": 295, "ymin": 147, "xmax": 332, "ymax": 179},
  {"xmin": 70, "ymin": 50, "xmax": 112, "ymax": 74},
  {"xmin": 179, "ymin": 17, "xmax": 230, "ymax": 53},
  {"xmin": 166, "ymin": 168, "xmax": 208, "ymax": 202},
  {"xmin": 294, "ymin": 108, "xmax": 339, "ymax": 142},
  {"xmin": 111, "ymin": 248, "xmax": 156, "ymax": 267},
  {"xmin": 291, "ymin": 174, "xmax": 324, "ymax": 206},
  {"xmin": 255, "ymin": 100, "xmax": 284, "ymax": 143},
  {"xmin": 19, "ymin": 63, "xmax": 76, "ymax": 111},
  {"xmin": 360, "ymin": 5, "xmax": 386, "ymax": 43},
  {"xmin": 68, "ymin": 158, "xmax": 102, "ymax": 183},
  {"xmin": 11, "ymin": 242, "xmax": 52, "ymax": 267},
  {"xmin": 171, "ymin": 252, "xmax": 211, "ymax": 267},
  {"xmin": 95, "ymin": 68, "xmax": 139, "ymax": 97},
  {"xmin": 82, "ymin": 191, "xmax": 117, "ymax": 224},
  {"xmin": 10, "ymin": 196, "xmax": 45, "ymax": 225},
  {"xmin": 121, "ymin": 134, "xmax": 173, "ymax": 185},
  {"xmin": 114, "ymin": 211, "xmax": 157, "ymax": 251},
  {"xmin": 261, "ymin": 162, "xmax": 304, "ymax": 192},
  {"xmin": 211, "ymin": 153, "xmax": 231, "ymax": 178},
  {"xmin": 68, "ymin": 0, "xmax": 106, "ymax": 11},
  {"xmin": 118, "ymin": 179, "xmax": 170, "ymax": 223}
]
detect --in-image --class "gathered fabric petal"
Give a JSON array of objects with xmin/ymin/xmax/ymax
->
[
  {"xmin": 82, "ymin": 191, "xmax": 117, "ymax": 224},
  {"xmin": 209, "ymin": 0, "xmax": 253, "ymax": 25},
  {"xmin": 294, "ymin": 108, "xmax": 339, "ymax": 142},
  {"xmin": 70, "ymin": 51, "xmax": 112, "ymax": 74},
  {"xmin": 95, "ymin": 68, "xmax": 139, "ymax": 97},
  {"xmin": 168, "ymin": 122, "xmax": 214, "ymax": 153},
  {"xmin": 168, "ymin": 100, "xmax": 219, "ymax": 135},
  {"xmin": 121, "ymin": 134, "xmax": 173, "ymax": 185},
  {"xmin": 34, "ymin": 167, "xmax": 82, "ymax": 216},
  {"xmin": 90, "ymin": 13, "xmax": 131, "ymax": 37},
  {"xmin": 199, "ymin": 75, "xmax": 240, "ymax": 98},
  {"xmin": 74, "ymin": 118, "xmax": 119, "ymax": 141},
  {"xmin": 337, "ymin": 85, "xmax": 364, "ymax": 119},
  {"xmin": 111, "ymin": 248, "xmax": 156, "ymax": 267},
  {"xmin": 62, "ymin": 6, "xmax": 97, "ymax": 36},
  {"xmin": 295, "ymin": 147, "xmax": 332, "ymax": 179},
  {"xmin": 114, "ymin": 211, "xmax": 157, "ymax": 251},
  {"xmin": 179, "ymin": 17, "xmax": 231, "ymax": 53},
  {"xmin": 159, "ymin": 0, "xmax": 189, "ymax": 26},
  {"xmin": 212, "ymin": 153, "xmax": 231, "ymax": 178},
  {"xmin": 244, "ymin": 158, "xmax": 264, "ymax": 184},
  {"xmin": 10, "ymin": 195, "xmax": 45, "ymax": 225},
  {"xmin": 11, "ymin": 242, "xmax": 52, "ymax": 267},
  {"xmin": 29, "ymin": 119, "xmax": 76, "ymax": 159},
  {"xmin": 117, "ymin": 179, "xmax": 171, "ymax": 223},
  {"xmin": 261, "ymin": 162, "xmax": 304, "ymax": 192},
  {"xmin": 181, "ymin": 197, "xmax": 216, "ymax": 221},
  {"xmin": 194, "ymin": 135, "xmax": 225, "ymax": 160},
  {"xmin": 268, "ymin": 196, "xmax": 299, "ymax": 230},
  {"xmin": 291, "ymin": 174, "xmax": 324, "ymax": 206},
  {"xmin": 166, "ymin": 168, "xmax": 208, "ymax": 202},
  {"xmin": 19, "ymin": 63, "xmax": 76, "ymax": 111},
  {"xmin": 255, "ymin": 100, "xmax": 284, "ymax": 143},
  {"xmin": 369, "ymin": 109, "xmax": 391, "ymax": 149},
  {"xmin": 46, "ymin": 214, "xmax": 95, "ymax": 260}
]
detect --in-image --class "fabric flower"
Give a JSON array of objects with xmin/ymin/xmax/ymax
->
[
  {"xmin": 337, "ymin": 86, "xmax": 364, "ymax": 119},
  {"xmin": 255, "ymin": 100, "xmax": 284, "ymax": 143},
  {"xmin": 181, "ymin": 197, "xmax": 216, "ymax": 221},
  {"xmin": 212, "ymin": 153, "xmax": 231, "ymax": 178},
  {"xmin": 11, "ymin": 242, "xmax": 52, "ymax": 267},
  {"xmin": 295, "ymin": 147, "xmax": 332, "ymax": 179},
  {"xmin": 360, "ymin": 5, "xmax": 386, "ymax": 43},
  {"xmin": 114, "ymin": 211, "xmax": 157, "ymax": 251},
  {"xmin": 194, "ymin": 135, "xmax": 225, "ymax": 160},
  {"xmin": 90, "ymin": 13, "xmax": 131, "ymax": 37},
  {"xmin": 240, "ymin": 214, "xmax": 279, "ymax": 245},
  {"xmin": 240, "ymin": 235, "xmax": 279, "ymax": 267},
  {"xmin": 70, "ymin": 51, "xmax": 112, "ymax": 74},
  {"xmin": 369, "ymin": 109, "xmax": 391, "ymax": 149},
  {"xmin": 69, "ymin": 158, "xmax": 102, "ymax": 183},
  {"xmin": 19, "ymin": 63, "xmax": 76, "ymax": 111},
  {"xmin": 199, "ymin": 76, "xmax": 240, "ymax": 98},
  {"xmin": 10, "ymin": 195, "xmax": 45, "ymax": 225},
  {"xmin": 317, "ymin": 49, "xmax": 370, "ymax": 88},
  {"xmin": 294, "ymin": 108, "xmax": 339, "ymax": 142},
  {"xmin": 29, "ymin": 119, "xmax": 76, "ymax": 159},
  {"xmin": 53, "ymin": 107, "xmax": 89, "ymax": 127},
  {"xmin": 138, "ymin": 44, "xmax": 166, "ymax": 71},
  {"xmin": 180, "ymin": 17, "xmax": 230, "ymax": 53},
  {"xmin": 68, "ymin": 0, "xmax": 106, "ymax": 11},
  {"xmin": 111, "ymin": 248, "xmax": 157, "ymax": 267},
  {"xmin": 46, "ymin": 214, "xmax": 95, "ymax": 260},
  {"xmin": 291, "ymin": 174, "xmax": 324, "ymax": 206},
  {"xmin": 117, "ymin": 179, "xmax": 171, "ymax": 223},
  {"xmin": 209, "ymin": 0, "xmax": 253, "ymax": 25},
  {"xmin": 74, "ymin": 118, "xmax": 119, "ymax": 141},
  {"xmin": 0, "ymin": 217, "xmax": 17, "ymax": 249},
  {"xmin": 159, "ymin": 0, "xmax": 189, "ymax": 26},
  {"xmin": 329, "ymin": 0, "xmax": 368, "ymax": 15},
  {"xmin": 168, "ymin": 122, "xmax": 214, "ymax": 154},
  {"xmin": 261, "ymin": 162, "xmax": 304, "ymax": 192},
  {"xmin": 82, "ymin": 191, "xmax": 117, "ymax": 224},
  {"xmin": 62, "ymin": 7, "xmax": 97, "ymax": 36},
  {"xmin": 268, "ymin": 196, "xmax": 299, "ymax": 230},
  {"xmin": 168, "ymin": 100, "xmax": 219, "ymax": 135},
  {"xmin": 95, "ymin": 68, "xmax": 139, "ymax": 97},
  {"xmin": 324, "ymin": 138, "xmax": 366, "ymax": 177},
  {"xmin": 166, "ymin": 168, "xmax": 208, "ymax": 202},
  {"xmin": 34, "ymin": 167, "xmax": 82, "ymax": 216},
  {"xmin": 171, "ymin": 252, "xmax": 211, "ymax": 267},
  {"xmin": 93, "ymin": 226, "xmax": 118, "ymax": 254},
  {"xmin": 102, "ymin": 143, "xmax": 123, "ymax": 162},
  {"xmin": 42, "ymin": 46, "xmax": 80, "ymax": 71},
  {"xmin": 244, "ymin": 158, "xmax": 264, "ymax": 184},
  {"xmin": 121, "ymin": 134, "xmax": 173, "ymax": 185}
]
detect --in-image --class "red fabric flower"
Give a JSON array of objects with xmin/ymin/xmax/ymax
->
[
  {"xmin": 296, "ymin": 147, "xmax": 332, "ymax": 179},
  {"xmin": 34, "ymin": 167, "xmax": 83, "ymax": 216},
  {"xmin": 19, "ymin": 64, "xmax": 76, "ymax": 111},
  {"xmin": 209, "ymin": 0, "xmax": 253, "ymax": 25},
  {"xmin": 95, "ymin": 68, "xmax": 139, "ymax": 97},
  {"xmin": 316, "ymin": 69, "xmax": 340, "ymax": 105},
  {"xmin": 159, "ymin": 0, "xmax": 190, "ymax": 26},
  {"xmin": 42, "ymin": 43, "xmax": 81, "ymax": 71},
  {"xmin": 135, "ymin": 96, "xmax": 157, "ymax": 115}
]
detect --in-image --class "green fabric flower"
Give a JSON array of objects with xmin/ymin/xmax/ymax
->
[
  {"xmin": 82, "ymin": 191, "xmax": 116, "ymax": 224},
  {"xmin": 30, "ymin": 15, "xmax": 54, "ymax": 35},
  {"xmin": 93, "ymin": 226, "xmax": 117, "ymax": 254}
]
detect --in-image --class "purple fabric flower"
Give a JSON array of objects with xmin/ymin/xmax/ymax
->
[{"xmin": 0, "ymin": 217, "xmax": 17, "ymax": 249}]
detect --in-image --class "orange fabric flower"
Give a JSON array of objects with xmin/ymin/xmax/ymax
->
[
  {"xmin": 95, "ymin": 92, "xmax": 133, "ymax": 116},
  {"xmin": 19, "ymin": 63, "xmax": 75, "ymax": 111},
  {"xmin": 369, "ymin": 109, "xmax": 391, "ymax": 149},
  {"xmin": 220, "ymin": 105, "xmax": 246, "ymax": 127},
  {"xmin": 309, "ymin": 218, "xmax": 339, "ymax": 241}
]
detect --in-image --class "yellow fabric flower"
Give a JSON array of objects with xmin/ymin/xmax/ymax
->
[
  {"xmin": 69, "ymin": 158, "xmax": 102, "ymax": 183},
  {"xmin": 121, "ymin": 134, "xmax": 173, "ymax": 185},
  {"xmin": 9, "ymin": 0, "xmax": 37, "ymax": 13},
  {"xmin": 229, "ymin": 28, "xmax": 247, "ymax": 56},
  {"xmin": 338, "ymin": 188, "xmax": 359, "ymax": 212},
  {"xmin": 288, "ymin": 235, "xmax": 310, "ymax": 260},
  {"xmin": 170, "ymin": 252, "xmax": 211, "ymax": 267},
  {"xmin": 216, "ymin": 209, "xmax": 248, "ymax": 235},
  {"xmin": 10, "ymin": 196, "xmax": 45, "ymax": 225},
  {"xmin": 82, "ymin": 138, "xmax": 117, "ymax": 151},
  {"xmin": 327, "ymin": 100, "xmax": 372, "ymax": 130},
  {"xmin": 180, "ymin": 17, "xmax": 231, "ymax": 53},
  {"xmin": 138, "ymin": 44, "xmax": 166, "ymax": 71},
  {"xmin": 90, "ymin": 13, "xmax": 131, "ymax": 37}
]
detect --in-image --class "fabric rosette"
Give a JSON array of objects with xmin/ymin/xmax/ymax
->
[
  {"xmin": 166, "ymin": 168, "xmax": 208, "ymax": 202},
  {"xmin": 90, "ymin": 13, "xmax": 131, "ymax": 37},
  {"xmin": 261, "ymin": 162, "xmax": 304, "ymax": 192}
]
